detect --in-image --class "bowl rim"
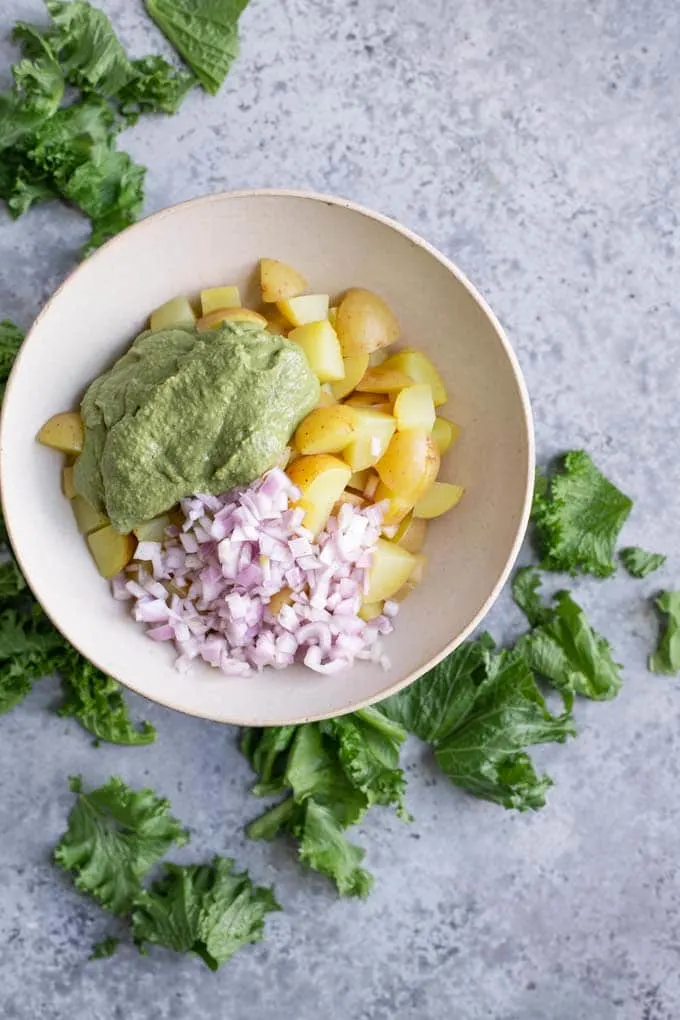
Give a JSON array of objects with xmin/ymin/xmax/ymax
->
[{"xmin": 0, "ymin": 187, "xmax": 535, "ymax": 725}]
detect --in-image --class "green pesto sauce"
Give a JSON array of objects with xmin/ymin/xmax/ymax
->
[{"xmin": 74, "ymin": 321, "xmax": 319, "ymax": 533}]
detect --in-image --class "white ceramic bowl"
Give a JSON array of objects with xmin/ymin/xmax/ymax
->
[{"xmin": 0, "ymin": 190, "xmax": 533, "ymax": 726}]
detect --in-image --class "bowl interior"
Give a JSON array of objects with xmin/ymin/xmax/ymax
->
[{"xmin": 0, "ymin": 191, "xmax": 533, "ymax": 726}]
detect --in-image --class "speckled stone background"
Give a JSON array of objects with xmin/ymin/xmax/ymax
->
[{"xmin": 1, "ymin": 1, "xmax": 679, "ymax": 1017}]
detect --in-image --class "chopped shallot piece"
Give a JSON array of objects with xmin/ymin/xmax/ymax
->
[{"xmin": 115, "ymin": 469, "xmax": 398, "ymax": 677}]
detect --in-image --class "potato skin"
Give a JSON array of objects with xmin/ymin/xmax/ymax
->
[
  {"xmin": 336, "ymin": 288, "xmax": 399, "ymax": 357},
  {"xmin": 260, "ymin": 259, "xmax": 307, "ymax": 303},
  {"xmin": 294, "ymin": 405, "xmax": 359, "ymax": 455},
  {"xmin": 38, "ymin": 412, "xmax": 84, "ymax": 455},
  {"xmin": 375, "ymin": 428, "xmax": 440, "ymax": 501}
]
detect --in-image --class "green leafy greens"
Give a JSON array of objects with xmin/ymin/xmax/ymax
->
[
  {"xmin": 0, "ymin": 517, "xmax": 156, "ymax": 743},
  {"xmin": 132, "ymin": 857, "xmax": 280, "ymax": 970},
  {"xmin": 0, "ymin": 320, "xmax": 25, "ymax": 399},
  {"xmin": 381, "ymin": 635, "xmax": 575, "ymax": 811},
  {"xmin": 0, "ymin": 0, "xmax": 202, "ymax": 250},
  {"xmin": 55, "ymin": 775, "xmax": 189, "ymax": 915},
  {"xmin": 56, "ymin": 647, "xmax": 156, "ymax": 746},
  {"xmin": 0, "ymin": 321, "xmax": 155, "ymax": 743},
  {"xmin": 620, "ymin": 546, "xmax": 667, "ymax": 579},
  {"xmin": 56, "ymin": 776, "xmax": 279, "ymax": 969},
  {"xmin": 513, "ymin": 568, "xmax": 623, "ymax": 701},
  {"xmin": 145, "ymin": 0, "xmax": 248, "ymax": 95},
  {"xmin": 649, "ymin": 591, "xmax": 680, "ymax": 676},
  {"xmin": 89, "ymin": 936, "xmax": 120, "ymax": 960},
  {"xmin": 242, "ymin": 707, "xmax": 408, "ymax": 897},
  {"xmin": 532, "ymin": 451, "xmax": 632, "ymax": 577}
]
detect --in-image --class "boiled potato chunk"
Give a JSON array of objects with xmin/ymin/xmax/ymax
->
[
  {"xmin": 150, "ymin": 296, "xmax": 196, "ymax": 331},
  {"xmin": 342, "ymin": 408, "xmax": 396, "ymax": 471},
  {"xmin": 38, "ymin": 412, "xmax": 84, "ymax": 455},
  {"xmin": 330, "ymin": 351, "xmax": 370, "ymax": 400},
  {"xmin": 317, "ymin": 384, "xmax": 337, "ymax": 407},
  {"xmin": 134, "ymin": 515, "xmax": 171, "ymax": 542},
  {"xmin": 344, "ymin": 392, "xmax": 391, "ymax": 409},
  {"xmin": 278, "ymin": 294, "xmax": 330, "ymax": 327},
  {"xmin": 392, "ymin": 553, "xmax": 427, "ymax": 602},
  {"xmin": 87, "ymin": 524, "xmax": 136, "ymax": 579},
  {"xmin": 328, "ymin": 306, "xmax": 338, "ymax": 328},
  {"xmin": 200, "ymin": 286, "xmax": 241, "ymax": 315},
  {"xmin": 332, "ymin": 490, "xmax": 367, "ymax": 514},
  {"xmin": 381, "ymin": 349, "xmax": 447, "ymax": 406},
  {"xmin": 72, "ymin": 495, "xmax": 109, "ymax": 535},
  {"xmin": 365, "ymin": 539, "xmax": 416, "ymax": 603},
  {"xmin": 355, "ymin": 367, "xmax": 413, "ymax": 394},
  {"xmin": 393, "ymin": 384, "xmax": 436, "ymax": 431},
  {"xmin": 336, "ymin": 288, "xmax": 399, "ymax": 357},
  {"xmin": 413, "ymin": 482, "xmax": 464, "ymax": 518},
  {"xmin": 393, "ymin": 513, "xmax": 428, "ymax": 553},
  {"xmin": 260, "ymin": 258, "xmax": 307, "ymax": 303},
  {"xmin": 294, "ymin": 405, "xmax": 359, "ymax": 455},
  {"xmin": 197, "ymin": 307, "xmax": 268, "ymax": 330},
  {"xmin": 286, "ymin": 454, "xmax": 352, "ymax": 536},
  {"xmin": 61, "ymin": 464, "xmax": 77, "ymax": 499},
  {"xmin": 373, "ymin": 481, "xmax": 414, "ymax": 526},
  {"xmin": 432, "ymin": 416, "xmax": 461, "ymax": 454},
  {"xmin": 409, "ymin": 553, "xmax": 427, "ymax": 585},
  {"xmin": 359, "ymin": 600, "xmax": 383, "ymax": 622},
  {"xmin": 347, "ymin": 468, "xmax": 371, "ymax": 492},
  {"xmin": 288, "ymin": 320, "xmax": 344, "ymax": 382},
  {"xmin": 263, "ymin": 306, "xmax": 291, "ymax": 335},
  {"xmin": 268, "ymin": 586, "xmax": 293, "ymax": 616},
  {"xmin": 376, "ymin": 428, "xmax": 440, "ymax": 500}
]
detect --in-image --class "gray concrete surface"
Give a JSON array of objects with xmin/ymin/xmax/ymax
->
[{"xmin": 1, "ymin": 1, "xmax": 680, "ymax": 1017}]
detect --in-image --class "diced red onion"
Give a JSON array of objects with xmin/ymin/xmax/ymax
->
[{"xmin": 115, "ymin": 467, "xmax": 399, "ymax": 677}]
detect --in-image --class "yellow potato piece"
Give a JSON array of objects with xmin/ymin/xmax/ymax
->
[
  {"xmin": 336, "ymin": 288, "xmax": 400, "ymax": 357},
  {"xmin": 373, "ymin": 481, "xmax": 414, "ymax": 526},
  {"xmin": 278, "ymin": 294, "xmax": 330, "ymax": 326},
  {"xmin": 328, "ymin": 306, "xmax": 338, "ymax": 328},
  {"xmin": 344, "ymin": 391, "xmax": 391, "ymax": 409},
  {"xmin": 376, "ymin": 428, "xmax": 440, "ymax": 501},
  {"xmin": 200, "ymin": 286, "xmax": 241, "ymax": 315},
  {"xmin": 342, "ymin": 408, "xmax": 396, "ymax": 471},
  {"xmin": 355, "ymin": 367, "xmax": 413, "ymax": 394},
  {"xmin": 133, "ymin": 515, "xmax": 171, "ymax": 542},
  {"xmin": 268, "ymin": 586, "xmax": 294, "ymax": 616},
  {"xmin": 87, "ymin": 524, "xmax": 136, "ymax": 579},
  {"xmin": 149, "ymin": 295, "xmax": 196, "ymax": 331},
  {"xmin": 347, "ymin": 468, "xmax": 371, "ymax": 492},
  {"xmin": 365, "ymin": 539, "xmax": 416, "ymax": 603},
  {"xmin": 393, "ymin": 513, "xmax": 428, "ymax": 553},
  {"xmin": 432, "ymin": 416, "xmax": 461, "ymax": 454},
  {"xmin": 263, "ymin": 306, "xmax": 292, "ymax": 336},
  {"xmin": 72, "ymin": 495, "xmax": 109, "ymax": 535},
  {"xmin": 359, "ymin": 600, "xmax": 383, "ymax": 622},
  {"xmin": 413, "ymin": 482, "xmax": 465, "ymax": 519},
  {"xmin": 409, "ymin": 553, "xmax": 427, "ymax": 584},
  {"xmin": 197, "ymin": 307, "xmax": 268, "ymax": 330},
  {"xmin": 317, "ymin": 384, "xmax": 337, "ymax": 407},
  {"xmin": 260, "ymin": 258, "xmax": 308, "ymax": 303},
  {"xmin": 332, "ymin": 490, "xmax": 367, "ymax": 515},
  {"xmin": 287, "ymin": 454, "xmax": 352, "ymax": 536},
  {"xmin": 330, "ymin": 351, "xmax": 370, "ymax": 400},
  {"xmin": 38, "ymin": 412, "xmax": 84, "ymax": 455},
  {"xmin": 294, "ymin": 405, "xmax": 359, "ymax": 455},
  {"xmin": 369, "ymin": 347, "xmax": 390, "ymax": 367},
  {"xmin": 393, "ymin": 384, "xmax": 436, "ymax": 431},
  {"xmin": 288, "ymin": 320, "xmax": 344, "ymax": 382},
  {"xmin": 61, "ymin": 464, "xmax": 77, "ymax": 499},
  {"xmin": 392, "ymin": 553, "xmax": 427, "ymax": 602},
  {"xmin": 381, "ymin": 349, "xmax": 447, "ymax": 406}
]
